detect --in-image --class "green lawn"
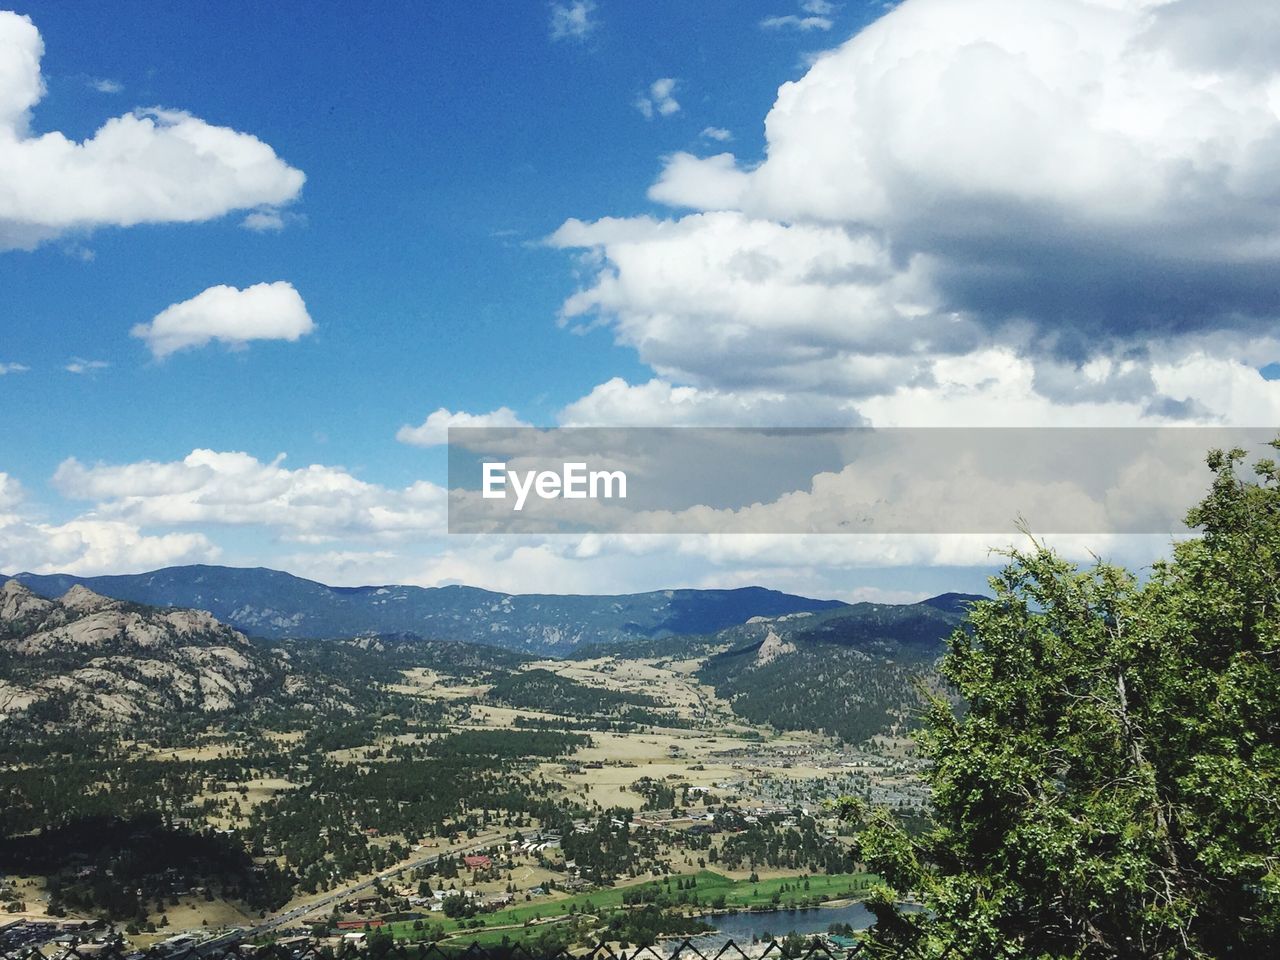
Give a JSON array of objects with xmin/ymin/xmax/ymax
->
[
  {"xmin": 387, "ymin": 870, "xmax": 876, "ymax": 942},
  {"xmin": 706, "ymin": 871, "xmax": 873, "ymax": 908}
]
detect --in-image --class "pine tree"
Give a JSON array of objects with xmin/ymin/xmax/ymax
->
[{"xmin": 848, "ymin": 442, "xmax": 1280, "ymax": 959}]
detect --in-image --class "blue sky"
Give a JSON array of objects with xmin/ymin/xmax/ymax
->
[
  {"xmin": 3, "ymin": 0, "xmax": 1279, "ymax": 598},
  {"xmin": 3, "ymin": 0, "xmax": 827, "ymax": 480}
]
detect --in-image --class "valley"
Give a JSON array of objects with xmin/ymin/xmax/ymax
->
[{"xmin": 0, "ymin": 567, "xmax": 967, "ymax": 952}]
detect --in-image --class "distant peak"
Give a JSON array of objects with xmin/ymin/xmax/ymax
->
[{"xmin": 918, "ymin": 592, "xmax": 987, "ymax": 616}]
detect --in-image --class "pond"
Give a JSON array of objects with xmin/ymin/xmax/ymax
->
[{"xmin": 699, "ymin": 900, "xmax": 919, "ymax": 942}]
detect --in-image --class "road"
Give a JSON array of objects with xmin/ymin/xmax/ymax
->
[{"xmin": 192, "ymin": 830, "xmax": 508, "ymax": 953}]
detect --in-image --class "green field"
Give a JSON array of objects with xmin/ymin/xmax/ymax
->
[{"xmin": 388, "ymin": 870, "xmax": 876, "ymax": 943}]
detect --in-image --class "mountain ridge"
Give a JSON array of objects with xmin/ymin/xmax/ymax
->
[
  {"xmin": 2, "ymin": 564, "xmax": 850, "ymax": 654},
  {"xmin": 694, "ymin": 596, "xmax": 978, "ymax": 742}
]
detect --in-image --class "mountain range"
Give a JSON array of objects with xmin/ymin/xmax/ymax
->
[
  {"xmin": 0, "ymin": 564, "xmax": 986, "ymax": 741},
  {"xmin": 3, "ymin": 564, "xmax": 848, "ymax": 654}
]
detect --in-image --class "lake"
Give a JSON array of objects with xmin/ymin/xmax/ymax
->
[{"xmin": 701, "ymin": 900, "xmax": 882, "ymax": 941}]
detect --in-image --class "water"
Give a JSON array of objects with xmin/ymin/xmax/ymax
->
[{"xmin": 703, "ymin": 900, "xmax": 881, "ymax": 941}]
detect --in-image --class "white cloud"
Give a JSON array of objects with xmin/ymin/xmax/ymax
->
[
  {"xmin": 0, "ymin": 472, "xmax": 23, "ymax": 508},
  {"xmin": 275, "ymin": 549, "xmax": 402, "ymax": 587},
  {"xmin": 240, "ymin": 208, "xmax": 285, "ymax": 232},
  {"xmin": 88, "ymin": 77, "xmax": 122, "ymax": 94},
  {"xmin": 760, "ymin": 14, "xmax": 834, "ymax": 31},
  {"xmin": 762, "ymin": 3, "xmax": 837, "ymax": 31},
  {"xmin": 377, "ymin": 530, "xmax": 1174, "ymax": 598},
  {"xmin": 0, "ymin": 476, "xmax": 217, "ymax": 576},
  {"xmin": 132, "ymin": 281, "xmax": 314, "ymax": 358},
  {"xmin": 559, "ymin": 377, "xmax": 864, "ymax": 427},
  {"xmin": 396, "ymin": 407, "xmax": 532, "ymax": 447},
  {"xmin": 0, "ymin": 361, "xmax": 28, "ymax": 374},
  {"xmin": 64, "ymin": 358, "xmax": 108, "ymax": 374},
  {"xmin": 549, "ymin": 0, "xmax": 1280, "ymax": 431},
  {"xmin": 549, "ymin": 211, "xmax": 952, "ymax": 396},
  {"xmin": 715, "ymin": 0, "xmax": 1280, "ymax": 291},
  {"xmin": 1, "ymin": 462, "xmax": 1186, "ymax": 594},
  {"xmin": 6, "ymin": 519, "xmax": 216, "ymax": 575},
  {"xmin": 636, "ymin": 78, "xmax": 680, "ymax": 119},
  {"xmin": 700, "ymin": 126, "xmax": 733, "ymax": 142},
  {"xmin": 0, "ymin": 11, "xmax": 304, "ymax": 251},
  {"xmin": 53, "ymin": 449, "xmax": 448, "ymax": 543},
  {"xmin": 648, "ymin": 153, "xmax": 751, "ymax": 209},
  {"xmin": 549, "ymin": 1, "xmax": 598, "ymax": 42}
]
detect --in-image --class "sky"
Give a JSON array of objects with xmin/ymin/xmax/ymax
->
[{"xmin": 2, "ymin": 0, "xmax": 1280, "ymax": 600}]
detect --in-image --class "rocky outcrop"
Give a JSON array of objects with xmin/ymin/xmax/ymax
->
[
  {"xmin": 59, "ymin": 584, "xmax": 118, "ymax": 613},
  {"xmin": 0, "ymin": 578, "xmax": 281, "ymax": 728},
  {"xmin": 0, "ymin": 578, "xmax": 56, "ymax": 628},
  {"xmin": 753, "ymin": 628, "xmax": 798, "ymax": 666}
]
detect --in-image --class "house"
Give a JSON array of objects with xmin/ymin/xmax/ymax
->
[
  {"xmin": 463, "ymin": 855, "xmax": 492, "ymax": 870},
  {"xmin": 433, "ymin": 889, "xmax": 478, "ymax": 901}
]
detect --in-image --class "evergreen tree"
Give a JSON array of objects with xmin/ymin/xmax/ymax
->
[{"xmin": 849, "ymin": 443, "xmax": 1280, "ymax": 958}]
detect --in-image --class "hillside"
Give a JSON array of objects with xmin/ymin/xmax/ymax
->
[
  {"xmin": 488, "ymin": 667, "xmax": 662, "ymax": 716},
  {"xmin": 0, "ymin": 579, "xmax": 290, "ymax": 730},
  {"xmin": 696, "ymin": 596, "xmax": 982, "ymax": 742},
  {"xmin": 4, "ymin": 565, "xmax": 847, "ymax": 654}
]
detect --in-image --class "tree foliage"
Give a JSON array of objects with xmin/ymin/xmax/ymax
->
[{"xmin": 850, "ymin": 443, "xmax": 1280, "ymax": 959}]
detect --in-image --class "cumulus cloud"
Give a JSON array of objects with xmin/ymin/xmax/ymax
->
[
  {"xmin": 132, "ymin": 281, "xmax": 314, "ymax": 358},
  {"xmin": 0, "ymin": 362, "xmax": 28, "ymax": 374},
  {"xmin": 549, "ymin": 1, "xmax": 598, "ymax": 41},
  {"xmin": 648, "ymin": 153, "xmax": 751, "ymax": 210},
  {"xmin": 396, "ymin": 407, "xmax": 532, "ymax": 447},
  {"xmin": 636, "ymin": 78, "xmax": 680, "ymax": 119},
  {"xmin": 692, "ymin": 0, "xmax": 1280, "ymax": 342},
  {"xmin": 700, "ymin": 126, "xmax": 733, "ymax": 142},
  {"xmin": 550, "ymin": 0, "xmax": 1280, "ymax": 429},
  {"xmin": 52, "ymin": 449, "xmax": 448, "ymax": 544},
  {"xmin": 0, "ymin": 518, "xmax": 216, "ymax": 575},
  {"xmin": 1, "ymin": 463, "xmax": 1181, "ymax": 593},
  {"xmin": 559, "ymin": 377, "xmax": 865, "ymax": 427},
  {"xmin": 87, "ymin": 77, "xmax": 122, "ymax": 94},
  {"xmin": 550, "ymin": 211, "xmax": 954, "ymax": 395},
  {"xmin": 0, "ymin": 11, "xmax": 304, "ymax": 251},
  {"xmin": 0, "ymin": 472, "xmax": 217, "ymax": 575}
]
